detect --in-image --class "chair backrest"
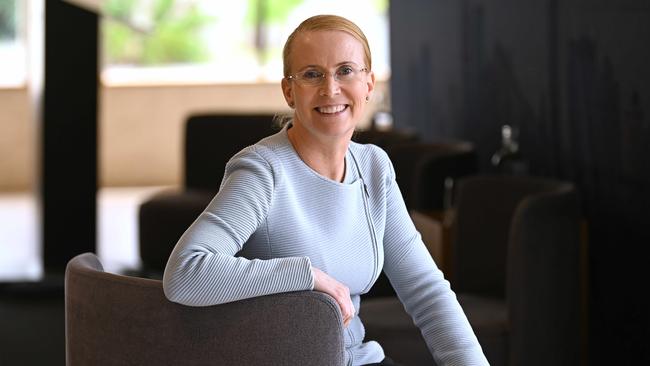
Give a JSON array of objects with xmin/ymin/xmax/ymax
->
[
  {"xmin": 506, "ymin": 180, "xmax": 581, "ymax": 365},
  {"xmin": 451, "ymin": 175, "xmax": 577, "ymax": 298},
  {"xmin": 386, "ymin": 141, "xmax": 477, "ymax": 211},
  {"xmin": 184, "ymin": 114, "xmax": 278, "ymax": 191},
  {"xmin": 351, "ymin": 128, "xmax": 419, "ymax": 151},
  {"xmin": 65, "ymin": 253, "xmax": 344, "ymax": 366}
]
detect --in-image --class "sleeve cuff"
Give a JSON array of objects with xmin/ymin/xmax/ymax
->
[{"xmin": 302, "ymin": 256, "xmax": 315, "ymax": 290}]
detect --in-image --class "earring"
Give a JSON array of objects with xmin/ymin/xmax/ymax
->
[
  {"xmin": 365, "ymin": 96, "xmax": 370, "ymax": 102},
  {"xmin": 289, "ymin": 102, "xmax": 295, "ymax": 108}
]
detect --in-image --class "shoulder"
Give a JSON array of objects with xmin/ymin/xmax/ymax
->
[
  {"xmin": 223, "ymin": 130, "xmax": 288, "ymax": 188},
  {"xmin": 349, "ymin": 140, "xmax": 395, "ymax": 181}
]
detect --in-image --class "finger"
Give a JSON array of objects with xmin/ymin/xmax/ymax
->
[
  {"xmin": 343, "ymin": 309, "xmax": 354, "ymax": 327},
  {"xmin": 343, "ymin": 313, "xmax": 352, "ymax": 327},
  {"xmin": 338, "ymin": 300, "xmax": 350, "ymax": 319},
  {"xmin": 337, "ymin": 302, "xmax": 351, "ymax": 325}
]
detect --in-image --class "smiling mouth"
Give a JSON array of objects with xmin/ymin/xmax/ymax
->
[{"xmin": 315, "ymin": 104, "xmax": 348, "ymax": 114}]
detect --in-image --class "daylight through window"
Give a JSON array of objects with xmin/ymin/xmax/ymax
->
[{"xmin": 101, "ymin": 0, "xmax": 390, "ymax": 85}]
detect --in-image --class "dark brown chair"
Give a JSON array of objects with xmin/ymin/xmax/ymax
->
[
  {"xmin": 139, "ymin": 123, "xmax": 414, "ymax": 275},
  {"xmin": 65, "ymin": 253, "xmax": 344, "ymax": 366},
  {"xmin": 361, "ymin": 175, "xmax": 582, "ymax": 366},
  {"xmin": 138, "ymin": 114, "xmax": 278, "ymax": 274},
  {"xmin": 362, "ymin": 141, "xmax": 477, "ymax": 299},
  {"xmin": 386, "ymin": 141, "xmax": 477, "ymax": 211},
  {"xmin": 351, "ymin": 127, "xmax": 419, "ymax": 151},
  {"xmin": 451, "ymin": 175, "xmax": 582, "ymax": 365}
]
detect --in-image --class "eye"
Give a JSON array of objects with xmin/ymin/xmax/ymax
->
[
  {"xmin": 301, "ymin": 69, "xmax": 324, "ymax": 80},
  {"xmin": 337, "ymin": 65, "xmax": 354, "ymax": 76}
]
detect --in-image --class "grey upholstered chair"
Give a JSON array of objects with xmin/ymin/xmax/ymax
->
[
  {"xmin": 65, "ymin": 253, "xmax": 345, "ymax": 366},
  {"xmin": 361, "ymin": 175, "xmax": 582, "ymax": 366}
]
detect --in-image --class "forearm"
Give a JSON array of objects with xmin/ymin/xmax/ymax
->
[
  {"xmin": 382, "ymin": 172, "xmax": 488, "ymax": 365},
  {"xmin": 386, "ymin": 242, "xmax": 487, "ymax": 365},
  {"xmin": 163, "ymin": 211, "xmax": 313, "ymax": 306},
  {"xmin": 163, "ymin": 246, "xmax": 314, "ymax": 306},
  {"xmin": 162, "ymin": 146, "xmax": 315, "ymax": 306}
]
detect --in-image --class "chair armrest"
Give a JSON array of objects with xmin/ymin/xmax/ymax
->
[{"xmin": 138, "ymin": 189, "xmax": 213, "ymax": 272}]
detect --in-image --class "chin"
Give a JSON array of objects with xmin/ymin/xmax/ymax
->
[{"xmin": 314, "ymin": 120, "xmax": 356, "ymax": 139}]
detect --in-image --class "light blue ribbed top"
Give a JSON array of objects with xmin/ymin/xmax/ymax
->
[{"xmin": 163, "ymin": 125, "xmax": 488, "ymax": 366}]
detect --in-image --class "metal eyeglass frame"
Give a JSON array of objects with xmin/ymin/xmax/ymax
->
[{"xmin": 286, "ymin": 65, "xmax": 369, "ymax": 86}]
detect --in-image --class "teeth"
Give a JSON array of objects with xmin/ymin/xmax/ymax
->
[{"xmin": 317, "ymin": 105, "xmax": 346, "ymax": 114}]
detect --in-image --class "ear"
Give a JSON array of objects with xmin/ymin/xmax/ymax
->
[
  {"xmin": 281, "ymin": 78, "xmax": 294, "ymax": 108},
  {"xmin": 365, "ymin": 70, "xmax": 376, "ymax": 99}
]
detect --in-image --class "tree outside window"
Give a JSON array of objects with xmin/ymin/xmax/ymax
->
[
  {"xmin": 103, "ymin": 0, "xmax": 213, "ymax": 65},
  {"xmin": 0, "ymin": 0, "xmax": 26, "ymax": 87},
  {"xmin": 0, "ymin": 0, "xmax": 17, "ymax": 40},
  {"xmin": 101, "ymin": 0, "xmax": 389, "ymax": 85}
]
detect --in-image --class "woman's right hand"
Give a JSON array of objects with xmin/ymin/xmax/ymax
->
[{"xmin": 312, "ymin": 266, "xmax": 355, "ymax": 327}]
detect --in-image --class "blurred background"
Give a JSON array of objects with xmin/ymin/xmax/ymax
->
[
  {"xmin": 0, "ymin": 0, "xmax": 390, "ymax": 277},
  {"xmin": 1, "ymin": 0, "xmax": 649, "ymax": 365}
]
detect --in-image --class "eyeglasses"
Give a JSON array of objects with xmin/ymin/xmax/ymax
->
[{"xmin": 286, "ymin": 64, "xmax": 369, "ymax": 87}]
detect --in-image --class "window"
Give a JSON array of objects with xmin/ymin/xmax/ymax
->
[
  {"xmin": 101, "ymin": 0, "xmax": 389, "ymax": 85},
  {"xmin": 0, "ymin": 0, "xmax": 27, "ymax": 87}
]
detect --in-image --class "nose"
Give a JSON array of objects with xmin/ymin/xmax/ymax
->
[{"xmin": 319, "ymin": 73, "xmax": 341, "ymax": 97}]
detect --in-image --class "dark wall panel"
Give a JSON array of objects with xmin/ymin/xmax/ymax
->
[
  {"xmin": 390, "ymin": 1, "xmax": 464, "ymax": 140},
  {"xmin": 390, "ymin": 0, "xmax": 650, "ymax": 364},
  {"xmin": 557, "ymin": 1, "xmax": 650, "ymax": 362}
]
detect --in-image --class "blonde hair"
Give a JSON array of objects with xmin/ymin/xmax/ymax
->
[{"xmin": 282, "ymin": 15, "xmax": 372, "ymax": 77}]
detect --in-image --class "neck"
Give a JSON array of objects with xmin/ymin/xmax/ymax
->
[{"xmin": 287, "ymin": 123, "xmax": 351, "ymax": 182}]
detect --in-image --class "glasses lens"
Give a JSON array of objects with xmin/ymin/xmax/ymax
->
[
  {"xmin": 336, "ymin": 66, "xmax": 355, "ymax": 82},
  {"xmin": 292, "ymin": 66, "xmax": 365, "ymax": 86},
  {"xmin": 297, "ymin": 69, "xmax": 323, "ymax": 86}
]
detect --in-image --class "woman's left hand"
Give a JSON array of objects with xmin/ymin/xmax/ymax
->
[{"xmin": 311, "ymin": 266, "xmax": 355, "ymax": 327}]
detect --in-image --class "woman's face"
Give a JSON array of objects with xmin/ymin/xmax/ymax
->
[{"xmin": 282, "ymin": 30, "xmax": 375, "ymax": 141}]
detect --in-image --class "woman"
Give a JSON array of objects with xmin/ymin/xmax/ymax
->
[{"xmin": 163, "ymin": 14, "xmax": 488, "ymax": 366}]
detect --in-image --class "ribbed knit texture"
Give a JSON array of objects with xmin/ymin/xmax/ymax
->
[{"xmin": 163, "ymin": 126, "xmax": 489, "ymax": 366}]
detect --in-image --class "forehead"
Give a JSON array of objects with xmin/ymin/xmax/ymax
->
[{"xmin": 290, "ymin": 30, "xmax": 365, "ymax": 70}]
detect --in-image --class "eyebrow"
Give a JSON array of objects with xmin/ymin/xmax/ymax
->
[{"xmin": 297, "ymin": 61, "xmax": 362, "ymax": 71}]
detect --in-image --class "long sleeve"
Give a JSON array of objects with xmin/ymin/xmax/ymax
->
[
  {"xmin": 162, "ymin": 146, "xmax": 314, "ymax": 306},
  {"xmin": 381, "ymin": 162, "xmax": 489, "ymax": 365}
]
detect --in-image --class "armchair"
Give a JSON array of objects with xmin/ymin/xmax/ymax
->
[
  {"xmin": 451, "ymin": 175, "xmax": 582, "ymax": 365},
  {"xmin": 140, "ymin": 123, "xmax": 416, "ymax": 275},
  {"xmin": 351, "ymin": 128, "xmax": 419, "ymax": 150},
  {"xmin": 138, "ymin": 114, "xmax": 278, "ymax": 274},
  {"xmin": 362, "ymin": 141, "xmax": 477, "ymax": 299},
  {"xmin": 361, "ymin": 175, "xmax": 582, "ymax": 366},
  {"xmin": 65, "ymin": 253, "xmax": 345, "ymax": 366},
  {"xmin": 385, "ymin": 141, "xmax": 477, "ymax": 211}
]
